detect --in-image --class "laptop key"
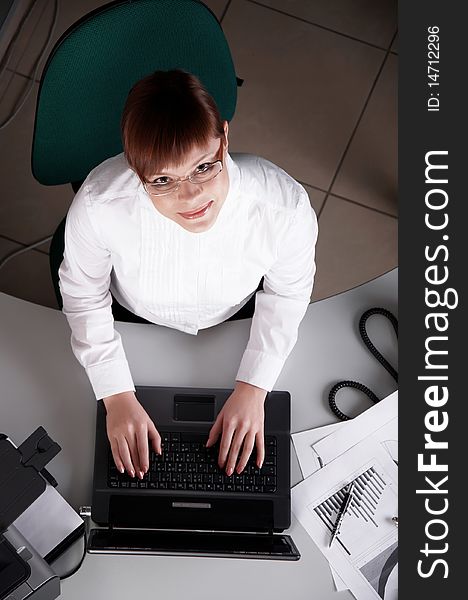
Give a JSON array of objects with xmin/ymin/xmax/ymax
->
[
  {"xmin": 180, "ymin": 433, "xmax": 207, "ymax": 443},
  {"xmin": 264, "ymin": 485, "xmax": 276, "ymax": 493},
  {"xmin": 214, "ymin": 484, "xmax": 225, "ymax": 491}
]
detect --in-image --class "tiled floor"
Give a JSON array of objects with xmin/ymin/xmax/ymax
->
[{"xmin": 0, "ymin": 0, "xmax": 397, "ymax": 309}]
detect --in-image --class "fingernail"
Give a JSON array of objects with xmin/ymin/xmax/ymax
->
[
  {"xmin": 139, "ymin": 471, "xmax": 144, "ymax": 479},
  {"xmin": 130, "ymin": 470, "xmax": 135, "ymax": 478},
  {"xmin": 119, "ymin": 466, "xmax": 124, "ymax": 474},
  {"xmin": 227, "ymin": 467, "xmax": 233, "ymax": 476}
]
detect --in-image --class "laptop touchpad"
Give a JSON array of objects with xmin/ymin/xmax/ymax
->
[{"xmin": 173, "ymin": 394, "xmax": 215, "ymax": 422}]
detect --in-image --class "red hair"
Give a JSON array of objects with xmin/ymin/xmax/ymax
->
[{"xmin": 121, "ymin": 69, "xmax": 225, "ymax": 181}]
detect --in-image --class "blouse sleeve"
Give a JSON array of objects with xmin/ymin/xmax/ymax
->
[
  {"xmin": 59, "ymin": 188, "xmax": 135, "ymax": 400},
  {"xmin": 235, "ymin": 187, "xmax": 318, "ymax": 391}
]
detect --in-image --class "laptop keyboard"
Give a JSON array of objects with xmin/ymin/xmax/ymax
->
[{"xmin": 108, "ymin": 432, "xmax": 277, "ymax": 493}]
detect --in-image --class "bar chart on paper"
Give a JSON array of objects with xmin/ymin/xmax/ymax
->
[
  {"xmin": 310, "ymin": 456, "xmax": 398, "ymax": 600},
  {"xmin": 316, "ymin": 467, "xmax": 387, "ymax": 550}
]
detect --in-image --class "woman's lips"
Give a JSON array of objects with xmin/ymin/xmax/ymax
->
[{"xmin": 178, "ymin": 201, "xmax": 213, "ymax": 220}]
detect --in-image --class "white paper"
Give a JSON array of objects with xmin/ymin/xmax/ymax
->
[
  {"xmin": 313, "ymin": 392, "xmax": 398, "ymax": 466},
  {"xmin": 291, "ymin": 421, "xmax": 345, "ymax": 478},
  {"xmin": 292, "ymin": 438, "xmax": 398, "ymax": 600}
]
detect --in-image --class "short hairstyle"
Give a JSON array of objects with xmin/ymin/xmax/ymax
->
[{"xmin": 121, "ymin": 69, "xmax": 225, "ymax": 181}]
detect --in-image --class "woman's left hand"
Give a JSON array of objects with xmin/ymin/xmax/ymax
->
[{"xmin": 206, "ymin": 381, "xmax": 267, "ymax": 475}]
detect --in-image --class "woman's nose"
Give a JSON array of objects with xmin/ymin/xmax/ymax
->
[{"xmin": 176, "ymin": 180, "xmax": 203, "ymax": 204}]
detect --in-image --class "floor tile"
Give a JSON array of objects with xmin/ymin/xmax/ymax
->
[
  {"xmin": 8, "ymin": 0, "xmax": 112, "ymax": 81},
  {"xmin": 1, "ymin": 0, "xmax": 51, "ymax": 80},
  {"xmin": 251, "ymin": 0, "xmax": 397, "ymax": 48},
  {"xmin": 223, "ymin": 0, "xmax": 385, "ymax": 190},
  {"xmin": 311, "ymin": 195, "xmax": 397, "ymax": 301},
  {"xmin": 10, "ymin": 0, "xmax": 230, "ymax": 81},
  {"xmin": 0, "ymin": 237, "xmax": 58, "ymax": 309},
  {"xmin": 0, "ymin": 75, "xmax": 74, "ymax": 244},
  {"xmin": 331, "ymin": 54, "xmax": 397, "ymax": 216},
  {"xmin": 204, "ymin": 0, "xmax": 230, "ymax": 20}
]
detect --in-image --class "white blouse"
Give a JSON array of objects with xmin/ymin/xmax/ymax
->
[{"xmin": 59, "ymin": 152, "xmax": 318, "ymax": 400}]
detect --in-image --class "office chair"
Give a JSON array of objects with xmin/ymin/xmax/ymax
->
[{"xmin": 30, "ymin": 0, "xmax": 239, "ymax": 318}]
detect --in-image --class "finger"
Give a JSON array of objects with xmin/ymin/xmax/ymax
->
[
  {"xmin": 109, "ymin": 438, "xmax": 124, "ymax": 474},
  {"xmin": 225, "ymin": 428, "xmax": 248, "ymax": 476},
  {"xmin": 117, "ymin": 436, "xmax": 136, "ymax": 478},
  {"xmin": 218, "ymin": 422, "xmax": 235, "ymax": 469},
  {"xmin": 136, "ymin": 424, "xmax": 149, "ymax": 478},
  {"xmin": 255, "ymin": 429, "xmax": 265, "ymax": 469},
  {"xmin": 148, "ymin": 422, "xmax": 162, "ymax": 455},
  {"xmin": 236, "ymin": 432, "xmax": 256, "ymax": 474},
  {"xmin": 206, "ymin": 415, "xmax": 222, "ymax": 447},
  {"xmin": 126, "ymin": 431, "xmax": 142, "ymax": 477}
]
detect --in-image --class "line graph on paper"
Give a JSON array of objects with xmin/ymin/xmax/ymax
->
[{"xmin": 314, "ymin": 467, "xmax": 388, "ymax": 555}]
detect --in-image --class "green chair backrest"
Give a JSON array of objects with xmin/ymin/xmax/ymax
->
[{"xmin": 32, "ymin": 0, "xmax": 237, "ymax": 186}]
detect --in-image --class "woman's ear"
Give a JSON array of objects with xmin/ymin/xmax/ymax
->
[{"xmin": 223, "ymin": 120, "xmax": 229, "ymax": 148}]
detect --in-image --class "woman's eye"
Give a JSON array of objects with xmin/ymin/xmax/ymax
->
[
  {"xmin": 195, "ymin": 163, "xmax": 212, "ymax": 173},
  {"xmin": 152, "ymin": 176, "xmax": 172, "ymax": 185}
]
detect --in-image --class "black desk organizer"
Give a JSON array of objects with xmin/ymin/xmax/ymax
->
[
  {"xmin": 0, "ymin": 427, "xmax": 61, "ymax": 599},
  {"xmin": 0, "ymin": 427, "xmax": 61, "ymax": 534}
]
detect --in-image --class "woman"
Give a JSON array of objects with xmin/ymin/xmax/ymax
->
[{"xmin": 59, "ymin": 69, "xmax": 318, "ymax": 482}]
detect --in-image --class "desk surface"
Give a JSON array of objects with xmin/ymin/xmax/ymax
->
[{"xmin": 0, "ymin": 269, "xmax": 397, "ymax": 600}]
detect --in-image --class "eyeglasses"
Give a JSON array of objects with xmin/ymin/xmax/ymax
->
[{"xmin": 143, "ymin": 141, "xmax": 224, "ymax": 197}]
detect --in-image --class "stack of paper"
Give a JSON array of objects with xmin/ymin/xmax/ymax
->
[{"xmin": 291, "ymin": 391, "xmax": 398, "ymax": 600}]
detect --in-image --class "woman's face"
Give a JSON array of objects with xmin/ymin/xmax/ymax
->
[{"xmin": 145, "ymin": 123, "xmax": 230, "ymax": 233}]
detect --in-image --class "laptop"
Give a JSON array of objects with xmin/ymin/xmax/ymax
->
[{"xmin": 89, "ymin": 385, "xmax": 300, "ymax": 560}]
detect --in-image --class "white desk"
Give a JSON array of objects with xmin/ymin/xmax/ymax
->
[{"xmin": 0, "ymin": 269, "xmax": 397, "ymax": 600}]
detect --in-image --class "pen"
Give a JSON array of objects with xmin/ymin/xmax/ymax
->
[{"xmin": 329, "ymin": 481, "xmax": 356, "ymax": 548}]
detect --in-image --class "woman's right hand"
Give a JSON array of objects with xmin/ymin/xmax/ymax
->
[{"xmin": 103, "ymin": 391, "xmax": 162, "ymax": 479}]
